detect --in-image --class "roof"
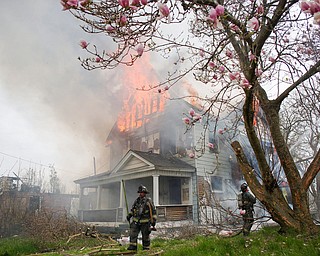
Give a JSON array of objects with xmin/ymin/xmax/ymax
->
[
  {"xmin": 74, "ymin": 150, "xmax": 195, "ymax": 185},
  {"xmin": 131, "ymin": 150, "xmax": 195, "ymax": 170}
]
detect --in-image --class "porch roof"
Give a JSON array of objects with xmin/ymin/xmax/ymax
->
[{"xmin": 74, "ymin": 150, "xmax": 196, "ymax": 187}]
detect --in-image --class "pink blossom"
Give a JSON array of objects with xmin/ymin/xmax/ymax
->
[
  {"xmin": 189, "ymin": 152, "xmax": 195, "ymax": 158},
  {"xmin": 193, "ymin": 114, "xmax": 201, "ymax": 121},
  {"xmin": 230, "ymin": 24, "xmax": 240, "ymax": 31},
  {"xmin": 240, "ymin": 78, "xmax": 250, "ymax": 89},
  {"xmin": 257, "ymin": 5, "xmax": 264, "ymax": 14},
  {"xmin": 61, "ymin": 2, "xmax": 71, "ymax": 11},
  {"xmin": 199, "ymin": 49, "xmax": 205, "ymax": 57},
  {"xmin": 208, "ymin": 8, "xmax": 217, "ymax": 22},
  {"xmin": 247, "ymin": 17, "xmax": 260, "ymax": 31},
  {"xmin": 309, "ymin": 2, "xmax": 320, "ymax": 14},
  {"xmin": 208, "ymin": 143, "xmax": 214, "ymax": 149},
  {"xmin": 249, "ymin": 53, "xmax": 256, "ymax": 61},
  {"xmin": 240, "ymin": 209, "xmax": 246, "ymax": 215},
  {"xmin": 209, "ymin": 61, "xmax": 216, "ymax": 68},
  {"xmin": 189, "ymin": 108, "xmax": 195, "ymax": 117},
  {"xmin": 119, "ymin": 15, "xmax": 127, "ymax": 26},
  {"xmin": 269, "ymin": 56, "xmax": 276, "ymax": 63},
  {"xmin": 118, "ymin": 0, "xmax": 129, "ymax": 8},
  {"xmin": 79, "ymin": 40, "xmax": 88, "ymax": 49},
  {"xmin": 229, "ymin": 72, "xmax": 240, "ymax": 81},
  {"xmin": 131, "ymin": 0, "xmax": 140, "ymax": 6},
  {"xmin": 158, "ymin": 88, "xmax": 162, "ymax": 93},
  {"xmin": 300, "ymin": 1, "xmax": 311, "ymax": 12},
  {"xmin": 67, "ymin": 0, "xmax": 78, "ymax": 7},
  {"xmin": 95, "ymin": 57, "xmax": 102, "ymax": 62},
  {"xmin": 229, "ymin": 73, "xmax": 237, "ymax": 81},
  {"xmin": 226, "ymin": 49, "xmax": 233, "ymax": 58},
  {"xmin": 215, "ymin": 5, "xmax": 225, "ymax": 16},
  {"xmin": 158, "ymin": 3, "xmax": 170, "ymax": 18},
  {"xmin": 207, "ymin": 7, "xmax": 223, "ymax": 29},
  {"xmin": 219, "ymin": 66, "xmax": 225, "ymax": 73},
  {"xmin": 61, "ymin": 0, "xmax": 78, "ymax": 10},
  {"xmin": 182, "ymin": 117, "xmax": 191, "ymax": 125},
  {"xmin": 218, "ymin": 129, "xmax": 224, "ymax": 134},
  {"xmin": 207, "ymin": 8, "xmax": 223, "ymax": 29},
  {"xmin": 212, "ymin": 74, "xmax": 218, "ymax": 80},
  {"xmin": 135, "ymin": 44, "xmax": 144, "ymax": 57},
  {"xmin": 106, "ymin": 25, "xmax": 115, "ymax": 32},
  {"xmin": 140, "ymin": 0, "xmax": 148, "ymax": 5},
  {"xmin": 255, "ymin": 68, "xmax": 263, "ymax": 77},
  {"xmin": 164, "ymin": 85, "xmax": 169, "ymax": 90}
]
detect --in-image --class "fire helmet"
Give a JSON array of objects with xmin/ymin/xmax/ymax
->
[
  {"xmin": 240, "ymin": 183, "xmax": 248, "ymax": 192},
  {"xmin": 137, "ymin": 185, "xmax": 149, "ymax": 194}
]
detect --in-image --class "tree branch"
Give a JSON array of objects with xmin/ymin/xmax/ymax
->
[{"xmin": 302, "ymin": 148, "xmax": 320, "ymax": 189}]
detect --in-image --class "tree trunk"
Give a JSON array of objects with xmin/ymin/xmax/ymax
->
[{"xmin": 231, "ymin": 141, "xmax": 319, "ymax": 235}]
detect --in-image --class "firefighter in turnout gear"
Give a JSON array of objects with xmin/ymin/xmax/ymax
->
[
  {"xmin": 126, "ymin": 185, "xmax": 157, "ymax": 251},
  {"xmin": 238, "ymin": 183, "xmax": 256, "ymax": 236}
]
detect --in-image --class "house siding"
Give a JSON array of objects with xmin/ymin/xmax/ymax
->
[{"xmin": 121, "ymin": 157, "xmax": 151, "ymax": 171}]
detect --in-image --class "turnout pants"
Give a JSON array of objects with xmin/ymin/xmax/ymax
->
[
  {"xmin": 129, "ymin": 221, "xmax": 151, "ymax": 250},
  {"xmin": 243, "ymin": 210, "xmax": 254, "ymax": 236}
]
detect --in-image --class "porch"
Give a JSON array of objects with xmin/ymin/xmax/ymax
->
[{"xmin": 74, "ymin": 150, "xmax": 198, "ymax": 224}]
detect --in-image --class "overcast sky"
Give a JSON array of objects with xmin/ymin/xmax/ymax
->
[{"xmin": 0, "ymin": 1, "xmax": 129, "ymax": 192}]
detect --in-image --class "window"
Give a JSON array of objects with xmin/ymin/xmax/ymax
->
[{"xmin": 211, "ymin": 176, "xmax": 223, "ymax": 191}]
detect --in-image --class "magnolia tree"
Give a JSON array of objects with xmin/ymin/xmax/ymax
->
[
  {"xmin": 280, "ymin": 79, "xmax": 320, "ymax": 218},
  {"xmin": 61, "ymin": 0, "xmax": 320, "ymax": 235}
]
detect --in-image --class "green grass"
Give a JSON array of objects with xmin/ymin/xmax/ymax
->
[
  {"xmin": 1, "ymin": 227, "xmax": 320, "ymax": 255},
  {"xmin": 0, "ymin": 237, "xmax": 40, "ymax": 256},
  {"xmin": 155, "ymin": 227, "xmax": 320, "ymax": 256}
]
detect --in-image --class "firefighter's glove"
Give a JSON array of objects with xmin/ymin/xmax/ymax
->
[{"xmin": 126, "ymin": 213, "xmax": 132, "ymax": 222}]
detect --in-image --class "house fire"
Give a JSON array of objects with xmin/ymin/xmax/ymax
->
[{"xmin": 75, "ymin": 84, "xmax": 243, "ymax": 227}]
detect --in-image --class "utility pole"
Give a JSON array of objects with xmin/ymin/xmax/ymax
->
[{"xmin": 93, "ymin": 157, "xmax": 96, "ymax": 175}]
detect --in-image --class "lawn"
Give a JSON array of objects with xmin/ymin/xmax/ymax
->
[{"xmin": 0, "ymin": 227, "xmax": 319, "ymax": 255}]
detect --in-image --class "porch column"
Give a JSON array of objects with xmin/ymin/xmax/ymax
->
[
  {"xmin": 96, "ymin": 185, "xmax": 102, "ymax": 210},
  {"xmin": 79, "ymin": 186, "xmax": 84, "ymax": 209},
  {"xmin": 152, "ymin": 175, "xmax": 159, "ymax": 206},
  {"xmin": 119, "ymin": 180, "xmax": 124, "ymax": 208}
]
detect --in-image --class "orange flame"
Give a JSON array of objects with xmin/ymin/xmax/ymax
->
[
  {"xmin": 117, "ymin": 54, "xmax": 168, "ymax": 132},
  {"xmin": 182, "ymin": 82, "xmax": 203, "ymax": 110}
]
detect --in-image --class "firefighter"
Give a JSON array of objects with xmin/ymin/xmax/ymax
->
[
  {"xmin": 238, "ymin": 183, "xmax": 256, "ymax": 236},
  {"xmin": 126, "ymin": 185, "xmax": 157, "ymax": 251}
]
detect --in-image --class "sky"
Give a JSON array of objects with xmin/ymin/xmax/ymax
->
[{"xmin": 0, "ymin": 1, "xmax": 128, "ymax": 192}]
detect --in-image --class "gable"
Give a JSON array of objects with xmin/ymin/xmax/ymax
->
[{"xmin": 111, "ymin": 150, "xmax": 155, "ymax": 175}]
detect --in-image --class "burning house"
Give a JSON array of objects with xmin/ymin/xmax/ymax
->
[{"xmin": 74, "ymin": 87, "xmax": 243, "ymax": 227}]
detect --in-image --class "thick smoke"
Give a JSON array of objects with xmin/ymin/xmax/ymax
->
[{"xmin": 0, "ymin": 1, "xmax": 124, "ymax": 191}]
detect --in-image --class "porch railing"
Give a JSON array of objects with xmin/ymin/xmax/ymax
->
[
  {"xmin": 156, "ymin": 205, "xmax": 193, "ymax": 221},
  {"xmin": 78, "ymin": 205, "xmax": 193, "ymax": 222}
]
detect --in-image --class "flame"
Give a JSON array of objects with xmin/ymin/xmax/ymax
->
[
  {"xmin": 117, "ymin": 54, "xmax": 168, "ymax": 132},
  {"xmin": 182, "ymin": 81, "xmax": 203, "ymax": 110}
]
